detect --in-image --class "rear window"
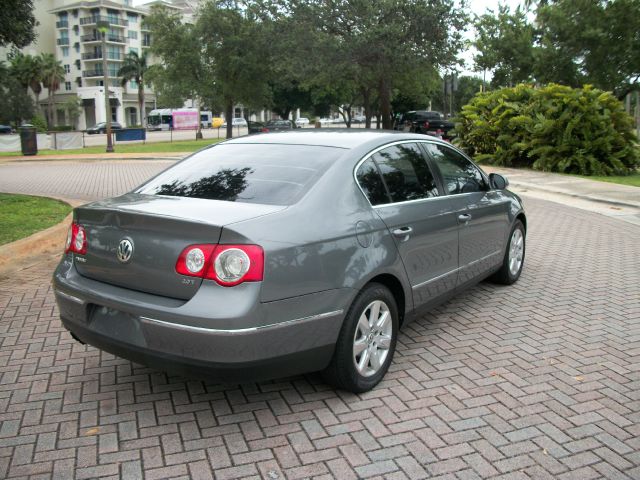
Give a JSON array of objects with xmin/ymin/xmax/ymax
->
[{"xmin": 136, "ymin": 143, "xmax": 342, "ymax": 205}]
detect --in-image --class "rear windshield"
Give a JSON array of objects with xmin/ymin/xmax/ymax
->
[{"xmin": 136, "ymin": 143, "xmax": 343, "ymax": 205}]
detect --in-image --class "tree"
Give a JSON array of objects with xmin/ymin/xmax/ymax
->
[
  {"xmin": 63, "ymin": 97, "xmax": 82, "ymax": 129},
  {"xmin": 473, "ymin": 5, "xmax": 536, "ymax": 88},
  {"xmin": 196, "ymin": 1, "xmax": 272, "ymax": 138},
  {"xmin": 119, "ymin": 50, "xmax": 150, "ymax": 126},
  {"xmin": 0, "ymin": 76, "xmax": 35, "ymax": 128},
  {"xmin": 535, "ymin": 0, "xmax": 640, "ymax": 97},
  {"xmin": 267, "ymin": 0, "xmax": 466, "ymax": 129},
  {"xmin": 9, "ymin": 53, "xmax": 43, "ymax": 112},
  {"xmin": 0, "ymin": 0, "xmax": 37, "ymax": 49},
  {"xmin": 39, "ymin": 53, "xmax": 65, "ymax": 129}
]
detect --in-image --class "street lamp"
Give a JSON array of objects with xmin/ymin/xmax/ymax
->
[{"xmin": 97, "ymin": 20, "xmax": 114, "ymax": 153}]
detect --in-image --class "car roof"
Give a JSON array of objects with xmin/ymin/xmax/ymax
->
[{"xmin": 222, "ymin": 129, "xmax": 449, "ymax": 149}]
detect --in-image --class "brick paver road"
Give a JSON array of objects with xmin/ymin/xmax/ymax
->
[{"xmin": 1, "ymin": 160, "xmax": 639, "ymax": 479}]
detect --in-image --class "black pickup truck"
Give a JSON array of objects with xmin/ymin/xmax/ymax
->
[{"xmin": 395, "ymin": 111, "xmax": 455, "ymax": 139}]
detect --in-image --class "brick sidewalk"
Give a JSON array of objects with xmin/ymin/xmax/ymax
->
[{"xmin": 1, "ymin": 197, "xmax": 639, "ymax": 479}]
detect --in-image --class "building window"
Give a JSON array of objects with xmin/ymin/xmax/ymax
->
[
  {"xmin": 127, "ymin": 13, "xmax": 137, "ymax": 23},
  {"xmin": 128, "ymin": 30, "xmax": 138, "ymax": 40},
  {"xmin": 142, "ymin": 32, "xmax": 150, "ymax": 46},
  {"xmin": 65, "ymin": 82, "xmax": 72, "ymax": 91},
  {"xmin": 129, "ymin": 47, "xmax": 138, "ymax": 55},
  {"xmin": 62, "ymin": 47, "xmax": 69, "ymax": 57},
  {"xmin": 64, "ymin": 64, "xmax": 70, "ymax": 73},
  {"xmin": 74, "ymin": 43, "xmax": 80, "ymax": 52},
  {"xmin": 130, "ymin": 80, "xmax": 138, "ymax": 89}
]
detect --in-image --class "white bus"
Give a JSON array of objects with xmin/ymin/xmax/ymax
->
[{"xmin": 147, "ymin": 108, "xmax": 213, "ymax": 130}]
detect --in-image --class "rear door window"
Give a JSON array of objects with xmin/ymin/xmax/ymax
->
[
  {"xmin": 371, "ymin": 143, "xmax": 439, "ymax": 203},
  {"xmin": 423, "ymin": 143, "xmax": 488, "ymax": 195},
  {"xmin": 137, "ymin": 143, "xmax": 343, "ymax": 205}
]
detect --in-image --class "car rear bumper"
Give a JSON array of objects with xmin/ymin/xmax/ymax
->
[{"xmin": 53, "ymin": 256, "xmax": 348, "ymax": 382}]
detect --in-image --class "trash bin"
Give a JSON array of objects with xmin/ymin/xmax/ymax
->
[{"xmin": 19, "ymin": 126, "xmax": 38, "ymax": 155}]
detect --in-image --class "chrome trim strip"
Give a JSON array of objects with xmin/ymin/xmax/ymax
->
[
  {"xmin": 54, "ymin": 289, "xmax": 85, "ymax": 305},
  {"xmin": 411, "ymin": 250, "xmax": 503, "ymax": 290},
  {"xmin": 139, "ymin": 309, "xmax": 345, "ymax": 335}
]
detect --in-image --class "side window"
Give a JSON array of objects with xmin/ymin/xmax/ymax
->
[
  {"xmin": 356, "ymin": 158, "xmax": 390, "ymax": 206},
  {"xmin": 424, "ymin": 144, "xmax": 488, "ymax": 195},
  {"xmin": 371, "ymin": 143, "xmax": 438, "ymax": 203}
]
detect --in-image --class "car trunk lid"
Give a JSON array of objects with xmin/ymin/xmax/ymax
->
[{"xmin": 73, "ymin": 193, "xmax": 284, "ymax": 300}]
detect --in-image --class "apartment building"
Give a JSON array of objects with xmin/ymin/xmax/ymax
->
[{"xmin": 49, "ymin": 0, "xmax": 160, "ymax": 129}]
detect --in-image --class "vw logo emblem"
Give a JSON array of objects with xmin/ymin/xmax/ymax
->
[{"xmin": 116, "ymin": 238, "xmax": 134, "ymax": 263}]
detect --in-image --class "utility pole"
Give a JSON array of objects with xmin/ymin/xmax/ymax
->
[{"xmin": 97, "ymin": 20, "xmax": 114, "ymax": 153}]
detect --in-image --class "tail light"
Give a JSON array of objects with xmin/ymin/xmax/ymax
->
[
  {"xmin": 65, "ymin": 222, "xmax": 87, "ymax": 255},
  {"xmin": 261, "ymin": 127, "xmax": 269, "ymax": 133},
  {"xmin": 423, "ymin": 121, "xmax": 430, "ymax": 129},
  {"xmin": 176, "ymin": 244, "xmax": 263, "ymax": 287}
]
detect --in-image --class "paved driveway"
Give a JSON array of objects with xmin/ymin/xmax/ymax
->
[{"xmin": 0, "ymin": 161, "xmax": 639, "ymax": 479}]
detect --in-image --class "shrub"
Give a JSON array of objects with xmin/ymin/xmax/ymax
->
[
  {"xmin": 30, "ymin": 115, "xmax": 48, "ymax": 133},
  {"xmin": 455, "ymin": 84, "xmax": 639, "ymax": 176}
]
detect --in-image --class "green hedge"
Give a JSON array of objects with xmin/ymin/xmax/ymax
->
[{"xmin": 455, "ymin": 84, "xmax": 639, "ymax": 176}]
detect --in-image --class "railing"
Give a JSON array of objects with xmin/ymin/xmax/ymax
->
[
  {"xmin": 82, "ymin": 70, "xmax": 104, "ymax": 78},
  {"xmin": 79, "ymin": 16, "xmax": 128, "ymax": 27},
  {"xmin": 56, "ymin": 20, "xmax": 69, "ymax": 28},
  {"xmin": 57, "ymin": 38, "xmax": 70, "ymax": 45},
  {"xmin": 82, "ymin": 52, "xmax": 122, "ymax": 60},
  {"xmin": 81, "ymin": 34, "xmax": 127, "ymax": 43}
]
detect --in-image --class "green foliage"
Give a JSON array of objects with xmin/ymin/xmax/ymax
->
[
  {"xmin": 30, "ymin": 114, "xmax": 47, "ymax": 133},
  {"xmin": 62, "ymin": 97, "xmax": 81, "ymax": 129},
  {"xmin": 0, "ymin": 76, "xmax": 35, "ymax": 127},
  {"xmin": 455, "ymin": 84, "xmax": 639, "ymax": 176},
  {"xmin": 0, "ymin": 0, "xmax": 36, "ymax": 49}
]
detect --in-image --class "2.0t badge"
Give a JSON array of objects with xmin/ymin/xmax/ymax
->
[{"xmin": 116, "ymin": 239, "xmax": 134, "ymax": 263}]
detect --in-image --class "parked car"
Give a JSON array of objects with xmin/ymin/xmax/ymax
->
[
  {"xmin": 221, "ymin": 118, "xmax": 248, "ymax": 128},
  {"xmin": 0, "ymin": 125, "xmax": 12, "ymax": 134},
  {"xmin": 86, "ymin": 122, "xmax": 123, "ymax": 134},
  {"xmin": 247, "ymin": 121, "xmax": 264, "ymax": 134},
  {"xmin": 295, "ymin": 117, "xmax": 310, "ymax": 126},
  {"xmin": 262, "ymin": 119, "xmax": 296, "ymax": 132},
  {"xmin": 53, "ymin": 131, "xmax": 525, "ymax": 393},
  {"xmin": 352, "ymin": 115, "xmax": 366, "ymax": 124},
  {"xmin": 396, "ymin": 111, "xmax": 455, "ymax": 139},
  {"xmin": 319, "ymin": 118, "xmax": 333, "ymax": 125}
]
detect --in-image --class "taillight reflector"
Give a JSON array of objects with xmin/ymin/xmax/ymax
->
[
  {"xmin": 176, "ymin": 244, "xmax": 264, "ymax": 287},
  {"xmin": 65, "ymin": 222, "xmax": 87, "ymax": 255}
]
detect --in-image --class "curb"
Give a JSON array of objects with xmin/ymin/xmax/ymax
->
[
  {"xmin": 0, "ymin": 154, "xmax": 186, "ymax": 163},
  {"xmin": 508, "ymin": 179, "xmax": 640, "ymax": 210}
]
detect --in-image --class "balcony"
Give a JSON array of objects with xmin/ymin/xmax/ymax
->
[
  {"xmin": 81, "ymin": 33, "xmax": 127, "ymax": 44},
  {"xmin": 83, "ymin": 70, "xmax": 118, "ymax": 78},
  {"xmin": 57, "ymin": 38, "xmax": 70, "ymax": 45},
  {"xmin": 56, "ymin": 20, "xmax": 69, "ymax": 28},
  {"xmin": 82, "ymin": 52, "xmax": 123, "ymax": 61},
  {"xmin": 80, "ymin": 16, "xmax": 128, "ymax": 27}
]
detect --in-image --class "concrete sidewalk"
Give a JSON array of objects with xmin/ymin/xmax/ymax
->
[
  {"xmin": 0, "ymin": 151, "xmax": 188, "ymax": 163},
  {"xmin": 484, "ymin": 166, "xmax": 640, "ymax": 225}
]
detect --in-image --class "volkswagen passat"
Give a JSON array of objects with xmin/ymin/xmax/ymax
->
[{"xmin": 53, "ymin": 131, "xmax": 526, "ymax": 392}]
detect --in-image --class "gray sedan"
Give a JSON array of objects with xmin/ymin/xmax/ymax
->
[{"xmin": 53, "ymin": 131, "xmax": 526, "ymax": 392}]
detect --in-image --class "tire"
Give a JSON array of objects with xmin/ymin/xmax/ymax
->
[
  {"xmin": 323, "ymin": 283, "xmax": 399, "ymax": 393},
  {"xmin": 490, "ymin": 220, "xmax": 525, "ymax": 285}
]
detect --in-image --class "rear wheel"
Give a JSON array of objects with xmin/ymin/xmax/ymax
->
[
  {"xmin": 491, "ymin": 220, "xmax": 525, "ymax": 285},
  {"xmin": 323, "ymin": 283, "xmax": 398, "ymax": 393}
]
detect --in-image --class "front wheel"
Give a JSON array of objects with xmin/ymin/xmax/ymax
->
[
  {"xmin": 491, "ymin": 220, "xmax": 525, "ymax": 285},
  {"xmin": 323, "ymin": 283, "xmax": 399, "ymax": 393}
]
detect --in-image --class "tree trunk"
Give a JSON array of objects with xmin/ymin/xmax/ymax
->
[
  {"xmin": 48, "ymin": 85, "xmax": 54, "ymax": 129},
  {"xmin": 379, "ymin": 76, "xmax": 392, "ymax": 130},
  {"xmin": 376, "ymin": 111, "xmax": 381, "ymax": 129},
  {"xmin": 362, "ymin": 88, "xmax": 372, "ymax": 129},
  {"xmin": 225, "ymin": 100, "xmax": 234, "ymax": 139},
  {"xmin": 138, "ymin": 79, "xmax": 145, "ymax": 128}
]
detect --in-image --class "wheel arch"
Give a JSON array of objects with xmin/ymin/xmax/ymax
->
[{"xmin": 365, "ymin": 273, "xmax": 407, "ymax": 327}]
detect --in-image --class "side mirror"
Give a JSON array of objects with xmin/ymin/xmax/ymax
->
[{"xmin": 489, "ymin": 173, "xmax": 509, "ymax": 190}]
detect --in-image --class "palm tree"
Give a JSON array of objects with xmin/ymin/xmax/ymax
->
[
  {"xmin": 39, "ymin": 53, "xmax": 65, "ymax": 128},
  {"xmin": 119, "ymin": 50, "xmax": 149, "ymax": 127},
  {"xmin": 9, "ymin": 53, "xmax": 43, "ymax": 112}
]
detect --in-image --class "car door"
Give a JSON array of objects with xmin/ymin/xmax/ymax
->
[
  {"xmin": 355, "ymin": 141, "xmax": 459, "ymax": 308},
  {"xmin": 422, "ymin": 142, "xmax": 511, "ymax": 286}
]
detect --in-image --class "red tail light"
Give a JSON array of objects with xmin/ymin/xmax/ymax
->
[
  {"xmin": 176, "ymin": 244, "xmax": 264, "ymax": 287},
  {"xmin": 261, "ymin": 128, "xmax": 269, "ymax": 132},
  {"xmin": 423, "ymin": 121, "xmax": 430, "ymax": 129},
  {"xmin": 65, "ymin": 222, "xmax": 87, "ymax": 255}
]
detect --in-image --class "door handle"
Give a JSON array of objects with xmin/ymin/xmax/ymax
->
[
  {"xmin": 458, "ymin": 213, "xmax": 472, "ymax": 223},
  {"xmin": 392, "ymin": 227, "xmax": 413, "ymax": 241}
]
